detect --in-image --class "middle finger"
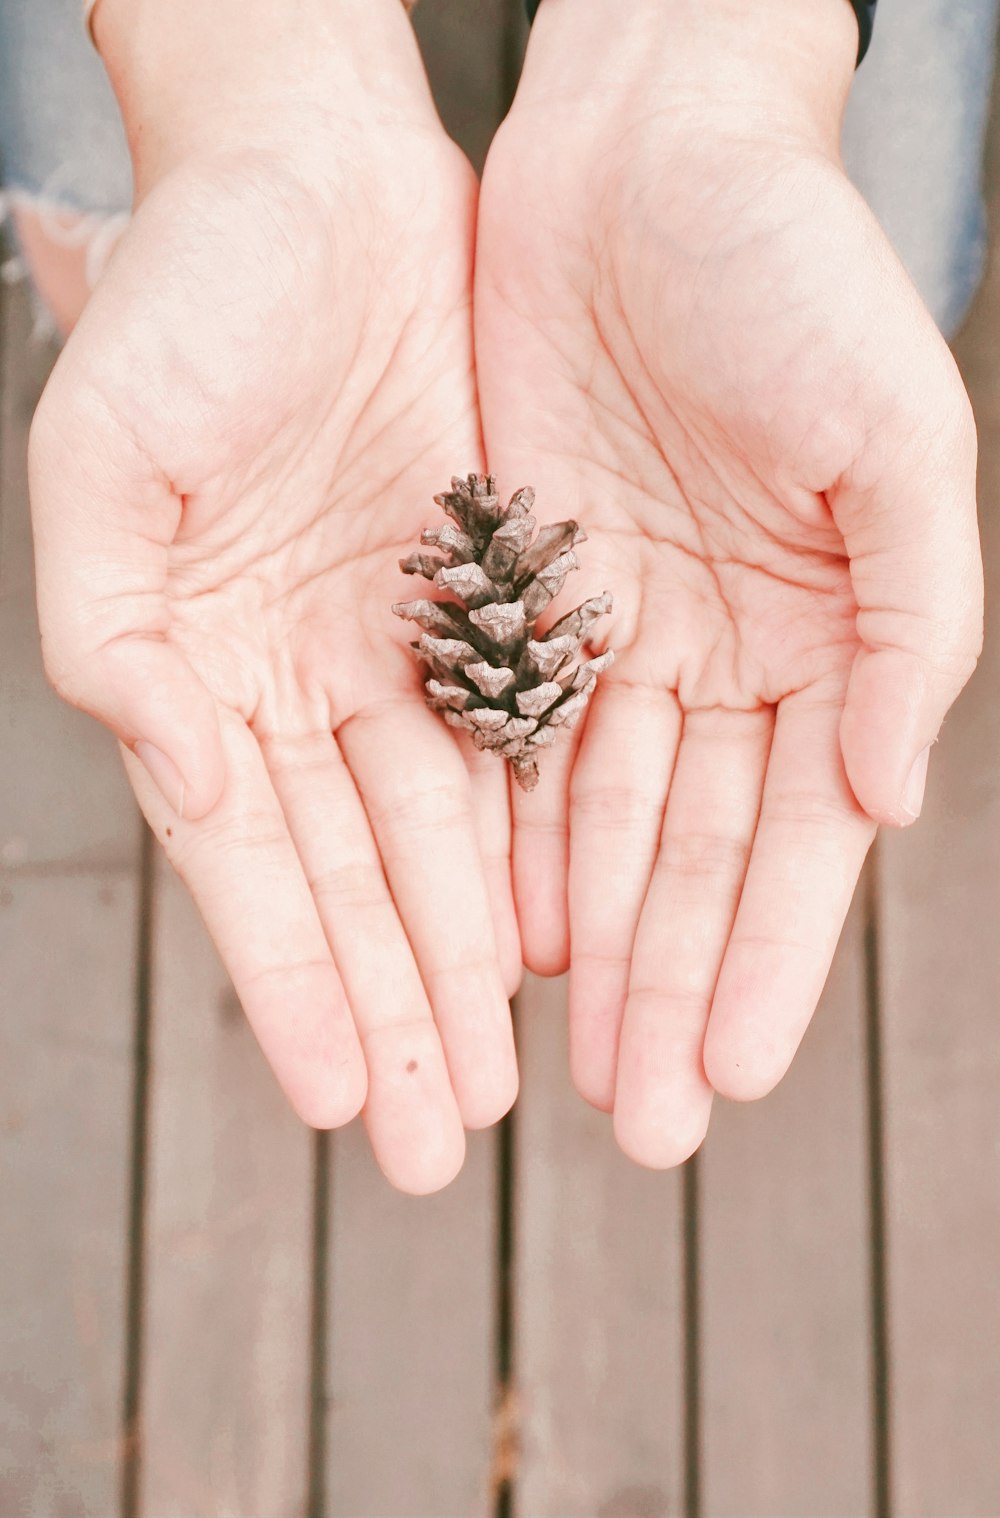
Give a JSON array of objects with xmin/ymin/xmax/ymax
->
[{"xmin": 613, "ymin": 706, "xmax": 773, "ymax": 1168}]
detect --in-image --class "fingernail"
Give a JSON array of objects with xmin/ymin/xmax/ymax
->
[
  {"xmin": 901, "ymin": 745, "xmax": 930, "ymax": 822},
  {"xmin": 134, "ymin": 740, "xmax": 187, "ymax": 817}
]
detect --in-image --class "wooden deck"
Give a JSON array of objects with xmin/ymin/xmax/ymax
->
[{"xmin": 2, "ymin": 4, "xmax": 1000, "ymax": 1515}]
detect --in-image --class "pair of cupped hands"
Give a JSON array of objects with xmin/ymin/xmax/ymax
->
[{"xmin": 29, "ymin": 0, "xmax": 982, "ymax": 1192}]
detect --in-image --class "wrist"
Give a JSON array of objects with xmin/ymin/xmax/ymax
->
[
  {"xmin": 92, "ymin": 0, "xmax": 435, "ymax": 192},
  {"xmin": 518, "ymin": 0, "xmax": 857, "ymax": 151}
]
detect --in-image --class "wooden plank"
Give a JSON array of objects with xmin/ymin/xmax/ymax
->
[
  {"xmin": 512, "ymin": 973, "xmax": 687, "ymax": 1518},
  {"xmin": 0, "ymin": 281, "xmax": 138, "ymax": 870},
  {"xmin": 321, "ymin": 11, "xmax": 510, "ymax": 1517},
  {"xmin": 0, "ymin": 873, "xmax": 137, "ymax": 1517},
  {"xmin": 325, "ymin": 1125, "xmax": 498, "ymax": 1518},
  {"xmin": 873, "ymin": 293, "xmax": 1000, "ymax": 1514},
  {"xmin": 137, "ymin": 862, "xmax": 315, "ymax": 1517},
  {"xmin": 0, "ymin": 276, "xmax": 140, "ymax": 1517},
  {"xmin": 699, "ymin": 898, "xmax": 874, "ymax": 1517}
]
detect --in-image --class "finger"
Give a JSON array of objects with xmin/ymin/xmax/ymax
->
[
  {"xmin": 835, "ymin": 378, "xmax": 982, "ymax": 827},
  {"xmin": 124, "ymin": 710, "xmax": 367, "ymax": 1130},
  {"xmin": 511, "ymin": 713, "xmax": 584, "ymax": 977},
  {"xmin": 613, "ymin": 708, "xmax": 772, "ymax": 1169},
  {"xmin": 703, "ymin": 684, "xmax": 876, "ymax": 1101},
  {"xmin": 567, "ymin": 681, "xmax": 681, "ymax": 1112},
  {"xmin": 29, "ymin": 383, "xmax": 225, "ymax": 819},
  {"xmin": 455, "ymin": 732, "xmax": 523, "ymax": 1000},
  {"xmin": 260, "ymin": 728, "xmax": 465, "ymax": 1196},
  {"xmin": 338, "ymin": 699, "xmax": 518, "ymax": 1130}
]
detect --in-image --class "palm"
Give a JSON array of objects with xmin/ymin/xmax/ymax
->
[
  {"xmin": 475, "ymin": 122, "xmax": 910, "ymax": 1165},
  {"xmin": 34, "ymin": 127, "xmax": 520, "ymax": 1193},
  {"xmin": 507, "ymin": 380, "xmax": 859, "ymax": 721},
  {"xmin": 153, "ymin": 161, "xmax": 478, "ymax": 744}
]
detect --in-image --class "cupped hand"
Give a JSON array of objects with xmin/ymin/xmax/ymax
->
[
  {"xmin": 28, "ymin": 0, "xmax": 520, "ymax": 1193},
  {"xmin": 476, "ymin": 0, "xmax": 982, "ymax": 1165}
]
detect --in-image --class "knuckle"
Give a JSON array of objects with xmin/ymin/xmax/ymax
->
[
  {"xmin": 310, "ymin": 859, "xmax": 390, "ymax": 914},
  {"xmin": 164, "ymin": 810, "xmax": 286, "ymax": 875},
  {"xmin": 657, "ymin": 829, "xmax": 749, "ymax": 881},
  {"xmin": 571, "ymin": 780, "xmax": 662, "ymax": 828},
  {"xmin": 760, "ymin": 795, "xmax": 863, "ymax": 866},
  {"xmin": 368, "ymin": 781, "xmax": 472, "ymax": 844},
  {"xmin": 766, "ymin": 790, "xmax": 853, "ymax": 833}
]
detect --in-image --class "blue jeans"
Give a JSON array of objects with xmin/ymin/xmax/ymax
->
[
  {"xmin": 0, "ymin": 0, "xmax": 998, "ymax": 335},
  {"xmin": 843, "ymin": 0, "xmax": 1000, "ymax": 334}
]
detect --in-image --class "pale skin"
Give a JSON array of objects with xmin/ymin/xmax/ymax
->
[
  {"xmin": 29, "ymin": 0, "xmax": 520, "ymax": 1196},
  {"xmin": 25, "ymin": 0, "xmax": 983, "ymax": 1186},
  {"xmin": 476, "ymin": 0, "xmax": 983, "ymax": 1163}
]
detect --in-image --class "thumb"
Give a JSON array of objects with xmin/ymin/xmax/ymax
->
[
  {"xmin": 28, "ymin": 367, "xmax": 225, "ymax": 821},
  {"xmin": 835, "ymin": 385, "xmax": 983, "ymax": 828}
]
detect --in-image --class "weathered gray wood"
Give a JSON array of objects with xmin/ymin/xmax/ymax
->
[
  {"xmin": 512, "ymin": 973, "xmax": 686, "ymax": 1518},
  {"xmin": 873, "ymin": 284, "xmax": 1000, "ymax": 1515},
  {"xmin": 320, "ymin": 13, "xmax": 510, "ymax": 1518},
  {"xmin": 138, "ymin": 861, "xmax": 314, "ymax": 1517},
  {"xmin": 325, "ymin": 1124, "xmax": 498, "ymax": 1518},
  {"xmin": 0, "ymin": 281, "xmax": 137, "ymax": 870},
  {"xmin": 700, "ymin": 897, "xmax": 874, "ymax": 1517},
  {"xmin": 0, "ymin": 873, "xmax": 136, "ymax": 1517},
  {"xmin": 0, "ymin": 274, "xmax": 139, "ymax": 1517}
]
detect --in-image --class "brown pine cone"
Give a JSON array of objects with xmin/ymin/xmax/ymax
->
[{"xmin": 394, "ymin": 473, "xmax": 614, "ymax": 790}]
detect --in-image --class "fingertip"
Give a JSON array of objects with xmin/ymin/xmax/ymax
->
[
  {"xmin": 569, "ymin": 1040, "xmax": 617, "ymax": 1114},
  {"xmin": 702, "ymin": 1023, "xmax": 790, "ymax": 1103},
  {"xmin": 522, "ymin": 937, "xmax": 570, "ymax": 978},
  {"xmin": 174, "ymin": 723, "xmax": 227, "ymax": 821},
  {"xmin": 512, "ymin": 749, "xmax": 575, "ymax": 978},
  {"xmin": 568, "ymin": 961, "xmax": 628, "ymax": 1114},
  {"xmin": 164, "ymin": 679, "xmax": 228, "ymax": 820},
  {"xmin": 132, "ymin": 730, "xmax": 226, "ymax": 822},
  {"xmin": 236, "ymin": 961, "xmax": 370, "ymax": 1136},
  {"xmin": 135, "ymin": 742, "xmax": 224, "ymax": 823},
  {"xmin": 503, "ymin": 954, "xmax": 525, "ymax": 1002},
  {"xmin": 571, "ymin": 1064, "xmax": 615, "ymax": 1114},
  {"xmin": 856, "ymin": 804, "xmax": 919, "ymax": 831},
  {"xmin": 369, "ymin": 1112, "xmax": 467, "ymax": 1197},
  {"xmin": 362, "ymin": 1022, "xmax": 467, "ymax": 1195},
  {"xmin": 487, "ymin": 874, "xmax": 524, "ymax": 998},
  {"xmin": 613, "ymin": 1097, "xmax": 712, "ymax": 1171},
  {"xmin": 612, "ymin": 1011, "xmax": 715, "ymax": 1168},
  {"xmin": 452, "ymin": 993, "xmax": 520, "ymax": 1130},
  {"xmin": 427, "ymin": 960, "xmax": 519, "ymax": 1130},
  {"xmin": 514, "ymin": 845, "xmax": 569, "ymax": 974},
  {"xmin": 89, "ymin": 637, "xmax": 228, "ymax": 820},
  {"xmin": 840, "ymin": 648, "xmax": 944, "ymax": 828},
  {"xmin": 459, "ymin": 1061, "xmax": 520, "ymax": 1131},
  {"xmin": 289, "ymin": 1051, "xmax": 369, "ymax": 1132}
]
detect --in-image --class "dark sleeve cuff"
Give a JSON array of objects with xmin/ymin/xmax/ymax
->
[
  {"xmin": 524, "ymin": 0, "xmax": 878, "ymax": 67},
  {"xmin": 852, "ymin": 1, "xmax": 877, "ymax": 65}
]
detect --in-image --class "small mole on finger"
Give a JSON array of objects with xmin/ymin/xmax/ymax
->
[
  {"xmin": 165, "ymin": 827, "xmax": 173, "ymax": 838},
  {"xmin": 406, "ymin": 1059, "xmax": 418, "ymax": 1074}
]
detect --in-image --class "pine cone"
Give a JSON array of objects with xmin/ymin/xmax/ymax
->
[{"xmin": 393, "ymin": 473, "xmax": 614, "ymax": 791}]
